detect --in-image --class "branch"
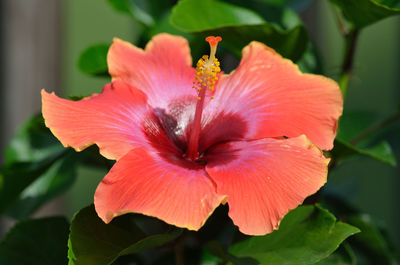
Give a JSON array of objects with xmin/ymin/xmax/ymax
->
[
  {"xmin": 351, "ymin": 110, "xmax": 400, "ymax": 145},
  {"xmin": 174, "ymin": 236, "xmax": 185, "ymax": 265},
  {"xmin": 339, "ymin": 29, "xmax": 360, "ymax": 98}
]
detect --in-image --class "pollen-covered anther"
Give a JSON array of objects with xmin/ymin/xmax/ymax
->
[{"xmin": 193, "ymin": 36, "xmax": 222, "ymax": 98}]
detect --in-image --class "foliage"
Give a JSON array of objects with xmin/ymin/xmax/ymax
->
[
  {"xmin": 0, "ymin": 217, "xmax": 69, "ymax": 265},
  {"xmin": 207, "ymin": 205, "xmax": 359, "ymax": 265},
  {"xmin": 78, "ymin": 44, "xmax": 110, "ymax": 76},
  {"xmin": 0, "ymin": 115, "xmax": 73, "ymax": 217},
  {"xmin": 68, "ymin": 205, "xmax": 182, "ymax": 265},
  {"xmin": 170, "ymin": 0, "xmax": 308, "ymax": 61},
  {"xmin": 330, "ymin": 0, "xmax": 400, "ymax": 28}
]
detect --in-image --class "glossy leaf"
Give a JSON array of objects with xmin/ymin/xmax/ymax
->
[
  {"xmin": 330, "ymin": 0, "xmax": 400, "ymax": 28},
  {"xmin": 68, "ymin": 205, "xmax": 182, "ymax": 265},
  {"xmin": 4, "ymin": 115, "xmax": 64, "ymax": 164},
  {"xmin": 107, "ymin": 0, "xmax": 154, "ymax": 26},
  {"xmin": 0, "ymin": 151, "xmax": 66, "ymax": 214},
  {"xmin": 333, "ymin": 139, "xmax": 397, "ymax": 166},
  {"xmin": 210, "ymin": 24, "xmax": 306, "ymax": 61},
  {"xmin": 205, "ymin": 241, "xmax": 259, "ymax": 265},
  {"xmin": 107, "ymin": 0, "xmax": 175, "ymax": 27},
  {"xmin": 321, "ymin": 195, "xmax": 399, "ymax": 265},
  {"xmin": 0, "ymin": 217, "xmax": 69, "ymax": 265},
  {"xmin": 171, "ymin": 0, "xmax": 264, "ymax": 31},
  {"xmin": 313, "ymin": 253, "xmax": 351, "ymax": 265},
  {"xmin": 336, "ymin": 111, "xmax": 378, "ymax": 142},
  {"xmin": 256, "ymin": 0, "xmax": 313, "ymax": 12},
  {"xmin": 346, "ymin": 214, "xmax": 399, "ymax": 265},
  {"xmin": 170, "ymin": 0, "xmax": 308, "ymax": 61},
  {"xmin": 229, "ymin": 205, "xmax": 360, "ymax": 265},
  {"xmin": 226, "ymin": 0, "xmax": 303, "ymax": 28},
  {"xmin": 333, "ymin": 111, "xmax": 397, "ymax": 166},
  {"xmin": 313, "ymin": 243, "xmax": 356, "ymax": 265},
  {"xmin": 0, "ymin": 115, "xmax": 79, "ymax": 217},
  {"xmin": 6, "ymin": 151, "xmax": 79, "ymax": 219},
  {"xmin": 296, "ymin": 42, "xmax": 324, "ymax": 74},
  {"xmin": 77, "ymin": 44, "xmax": 109, "ymax": 76}
]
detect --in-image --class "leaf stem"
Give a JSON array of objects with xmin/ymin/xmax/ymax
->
[
  {"xmin": 330, "ymin": 4, "xmax": 348, "ymax": 35},
  {"xmin": 174, "ymin": 237, "xmax": 185, "ymax": 265},
  {"xmin": 339, "ymin": 29, "xmax": 359, "ymax": 98},
  {"xmin": 350, "ymin": 110, "xmax": 400, "ymax": 145}
]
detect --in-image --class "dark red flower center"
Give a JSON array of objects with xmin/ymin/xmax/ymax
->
[{"xmin": 142, "ymin": 98, "xmax": 247, "ymax": 169}]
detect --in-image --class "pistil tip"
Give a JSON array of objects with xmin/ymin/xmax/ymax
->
[{"xmin": 206, "ymin": 36, "xmax": 222, "ymax": 47}]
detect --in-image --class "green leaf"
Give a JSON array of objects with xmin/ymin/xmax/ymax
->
[
  {"xmin": 346, "ymin": 214, "xmax": 400, "ymax": 265},
  {"xmin": 68, "ymin": 95, "xmax": 89, "ymax": 101},
  {"xmin": 4, "ymin": 115, "xmax": 64, "ymax": 164},
  {"xmin": 68, "ymin": 205, "xmax": 182, "ymax": 265},
  {"xmin": 107, "ymin": 0, "xmax": 154, "ymax": 26},
  {"xmin": 296, "ymin": 42, "xmax": 324, "ymax": 74},
  {"xmin": 257, "ymin": 0, "xmax": 313, "ymax": 11},
  {"xmin": 229, "ymin": 205, "xmax": 360, "ymax": 265},
  {"xmin": 313, "ymin": 243, "xmax": 356, "ymax": 265},
  {"xmin": 77, "ymin": 44, "xmax": 109, "ymax": 76},
  {"xmin": 313, "ymin": 256, "xmax": 348, "ymax": 265},
  {"xmin": 313, "ymin": 254, "xmax": 351, "ymax": 265},
  {"xmin": 107, "ymin": 0, "xmax": 175, "ymax": 27},
  {"xmin": 330, "ymin": 0, "xmax": 400, "ymax": 29},
  {"xmin": 6, "ymin": 151, "xmax": 79, "ymax": 219},
  {"xmin": 321, "ymin": 195, "xmax": 400, "ymax": 265},
  {"xmin": 212, "ymin": 25, "xmax": 306, "ymax": 62},
  {"xmin": 205, "ymin": 241, "xmax": 259, "ymax": 265},
  {"xmin": 170, "ymin": 0, "xmax": 308, "ymax": 61},
  {"xmin": 171, "ymin": 0, "xmax": 265, "ymax": 31},
  {"xmin": 0, "ymin": 115, "xmax": 79, "ymax": 217},
  {"xmin": 332, "ymin": 111, "xmax": 396, "ymax": 166},
  {"xmin": 226, "ymin": 0, "xmax": 303, "ymax": 28},
  {"xmin": 332, "ymin": 110, "xmax": 397, "ymax": 166},
  {"xmin": 0, "ymin": 217, "xmax": 69, "ymax": 265},
  {"xmin": 333, "ymin": 139, "xmax": 397, "ymax": 166},
  {"xmin": 0, "ymin": 151, "xmax": 66, "ymax": 214},
  {"xmin": 336, "ymin": 111, "xmax": 378, "ymax": 142}
]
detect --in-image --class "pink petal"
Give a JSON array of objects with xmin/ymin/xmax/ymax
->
[
  {"xmin": 108, "ymin": 34, "xmax": 196, "ymax": 108},
  {"xmin": 94, "ymin": 147, "xmax": 225, "ymax": 230},
  {"xmin": 209, "ymin": 42, "xmax": 342, "ymax": 150},
  {"xmin": 205, "ymin": 135, "xmax": 329, "ymax": 235},
  {"xmin": 41, "ymin": 80, "xmax": 149, "ymax": 160}
]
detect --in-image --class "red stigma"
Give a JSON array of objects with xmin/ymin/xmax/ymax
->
[{"xmin": 206, "ymin": 36, "xmax": 222, "ymax": 47}]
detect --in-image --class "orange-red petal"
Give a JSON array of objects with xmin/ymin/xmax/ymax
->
[
  {"xmin": 94, "ymin": 147, "xmax": 225, "ymax": 230},
  {"xmin": 210, "ymin": 42, "xmax": 342, "ymax": 150},
  {"xmin": 107, "ymin": 34, "xmax": 196, "ymax": 108},
  {"xmin": 41, "ymin": 80, "xmax": 149, "ymax": 160},
  {"xmin": 206, "ymin": 135, "xmax": 329, "ymax": 235}
]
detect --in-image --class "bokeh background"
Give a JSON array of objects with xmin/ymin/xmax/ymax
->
[{"xmin": 0, "ymin": 0, "xmax": 399, "ymax": 248}]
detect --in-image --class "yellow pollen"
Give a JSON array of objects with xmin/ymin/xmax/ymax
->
[{"xmin": 193, "ymin": 36, "xmax": 222, "ymax": 96}]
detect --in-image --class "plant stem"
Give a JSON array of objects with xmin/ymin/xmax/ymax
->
[
  {"xmin": 339, "ymin": 29, "xmax": 359, "ymax": 99},
  {"xmin": 350, "ymin": 110, "xmax": 400, "ymax": 145},
  {"xmin": 330, "ymin": 4, "xmax": 347, "ymax": 35},
  {"xmin": 174, "ymin": 237, "xmax": 185, "ymax": 265}
]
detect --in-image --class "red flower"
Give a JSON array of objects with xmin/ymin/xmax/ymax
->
[{"xmin": 42, "ymin": 34, "xmax": 342, "ymax": 235}]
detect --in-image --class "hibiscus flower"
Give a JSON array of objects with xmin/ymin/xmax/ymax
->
[{"xmin": 41, "ymin": 34, "xmax": 342, "ymax": 235}]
